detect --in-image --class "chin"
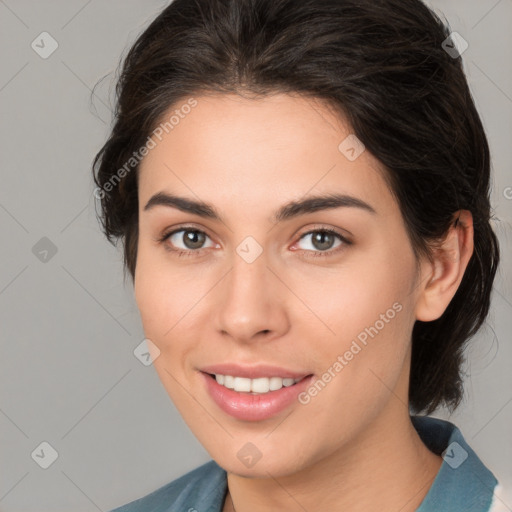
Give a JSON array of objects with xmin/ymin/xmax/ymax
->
[{"xmin": 213, "ymin": 450, "xmax": 310, "ymax": 479}]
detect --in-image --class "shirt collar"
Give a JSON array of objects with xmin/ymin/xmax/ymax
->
[{"xmin": 413, "ymin": 415, "xmax": 498, "ymax": 511}]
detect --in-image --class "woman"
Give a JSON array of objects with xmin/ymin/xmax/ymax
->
[{"xmin": 93, "ymin": 0, "xmax": 501, "ymax": 510}]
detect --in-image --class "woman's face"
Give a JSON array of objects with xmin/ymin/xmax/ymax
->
[{"xmin": 134, "ymin": 92, "xmax": 426, "ymax": 476}]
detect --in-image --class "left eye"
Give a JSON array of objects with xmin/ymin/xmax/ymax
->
[{"xmin": 295, "ymin": 229, "xmax": 347, "ymax": 253}]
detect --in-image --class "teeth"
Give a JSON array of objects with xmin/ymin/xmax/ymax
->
[
  {"xmin": 214, "ymin": 374, "xmax": 303, "ymax": 394},
  {"xmin": 269, "ymin": 376, "xmax": 283, "ymax": 391},
  {"xmin": 234, "ymin": 377, "xmax": 252, "ymax": 392}
]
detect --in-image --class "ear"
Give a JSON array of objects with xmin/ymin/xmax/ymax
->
[{"xmin": 415, "ymin": 210, "xmax": 474, "ymax": 322}]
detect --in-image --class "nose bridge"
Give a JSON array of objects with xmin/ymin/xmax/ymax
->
[
  {"xmin": 226, "ymin": 245, "xmax": 271, "ymax": 314},
  {"xmin": 228, "ymin": 232, "xmax": 271, "ymax": 296},
  {"xmin": 214, "ymin": 240, "xmax": 287, "ymax": 341}
]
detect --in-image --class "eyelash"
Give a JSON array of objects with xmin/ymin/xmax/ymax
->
[{"xmin": 157, "ymin": 225, "xmax": 352, "ymax": 260}]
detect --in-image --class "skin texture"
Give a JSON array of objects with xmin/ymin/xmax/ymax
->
[{"xmin": 134, "ymin": 93, "xmax": 474, "ymax": 512}]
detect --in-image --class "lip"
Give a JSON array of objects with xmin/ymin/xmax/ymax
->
[
  {"xmin": 200, "ymin": 370, "xmax": 314, "ymax": 422},
  {"xmin": 199, "ymin": 363, "xmax": 309, "ymax": 380}
]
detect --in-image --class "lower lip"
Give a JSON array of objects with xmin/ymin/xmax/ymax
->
[{"xmin": 201, "ymin": 372, "xmax": 314, "ymax": 421}]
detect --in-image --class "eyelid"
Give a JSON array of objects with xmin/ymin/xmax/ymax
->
[
  {"xmin": 156, "ymin": 222, "xmax": 210, "ymax": 239},
  {"xmin": 295, "ymin": 224, "xmax": 352, "ymax": 243}
]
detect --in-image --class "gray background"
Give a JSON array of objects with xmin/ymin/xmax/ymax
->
[{"xmin": 0, "ymin": 1, "xmax": 511, "ymax": 510}]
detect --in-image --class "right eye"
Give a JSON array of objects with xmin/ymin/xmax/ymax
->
[{"xmin": 158, "ymin": 227, "xmax": 217, "ymax": 257}]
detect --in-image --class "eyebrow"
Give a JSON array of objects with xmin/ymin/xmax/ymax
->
[{"xmin": 143, "ymin": 191, "xmax": 376, "ymax": 223}]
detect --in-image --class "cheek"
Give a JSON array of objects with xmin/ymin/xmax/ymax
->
[
  {"xmin": 293, "ymin": 246, "xmax": 414, "ymax": 351},
  {"xmin": 133, "ymin": 244, "xmax": 215, "ymax": 379},
  {"xmin": 134, "ymin": 245, "xmax": 186, "ymax": 351},
  {"xmin": 133, "ymin": 254, "xmax": 196, "ymax": 408},
  {"xmin": 299, "ymin": 245, "xmax": 417, "ymax": 407},
  {"xmin": 134, "ymin": 248, "xmax": 163, "ymax": 337},
  {"xmin": 295, "ymin": 300, "xmax": 413, "ymax": 451}
]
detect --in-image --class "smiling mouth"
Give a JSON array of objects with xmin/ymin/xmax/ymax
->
[{"xmin": 204, "ymin": 372, "xmax": 312, "ymax": 395}]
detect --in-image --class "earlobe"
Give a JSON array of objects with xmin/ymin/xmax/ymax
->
[{"xmin": 415, "ymin": 210, "xmax": 474, "ymax": 322}]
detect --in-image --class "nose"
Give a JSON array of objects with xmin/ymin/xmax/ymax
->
[{"xmin": 214, "ymin": 248, "xmax": 290, "ymax": 345}]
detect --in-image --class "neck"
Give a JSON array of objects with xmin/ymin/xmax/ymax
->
[{"xmin": 224, "ymin": 403, "xmax": 442, "ymax": 512}]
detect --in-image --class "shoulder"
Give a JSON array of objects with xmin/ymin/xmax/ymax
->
[
  {"xmin": 412, "ymin": 415, "xmax": 499, "ymax": 512},
  {"xmin": 108, "ymin": 459, "xmax": 228, "ymax": 512}
]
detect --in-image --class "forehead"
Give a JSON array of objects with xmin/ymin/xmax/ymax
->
[{"xmin": 137, "ymin": 92, "xmax": 395, "ymax": 218}]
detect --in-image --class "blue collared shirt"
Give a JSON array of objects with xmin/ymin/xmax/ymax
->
[{"xmin": 109, "ymin": 415, "xmax": 499, "ymax": 511}]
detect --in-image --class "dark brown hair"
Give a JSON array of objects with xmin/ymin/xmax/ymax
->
[{"xmin": 92, "ymin": 0, "xmax": 500, "ymax": 415}]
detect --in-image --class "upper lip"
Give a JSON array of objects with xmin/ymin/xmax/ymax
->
[{"xmin": 199, "ymin": 363, "xmax": 311, "ymax": 380}]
